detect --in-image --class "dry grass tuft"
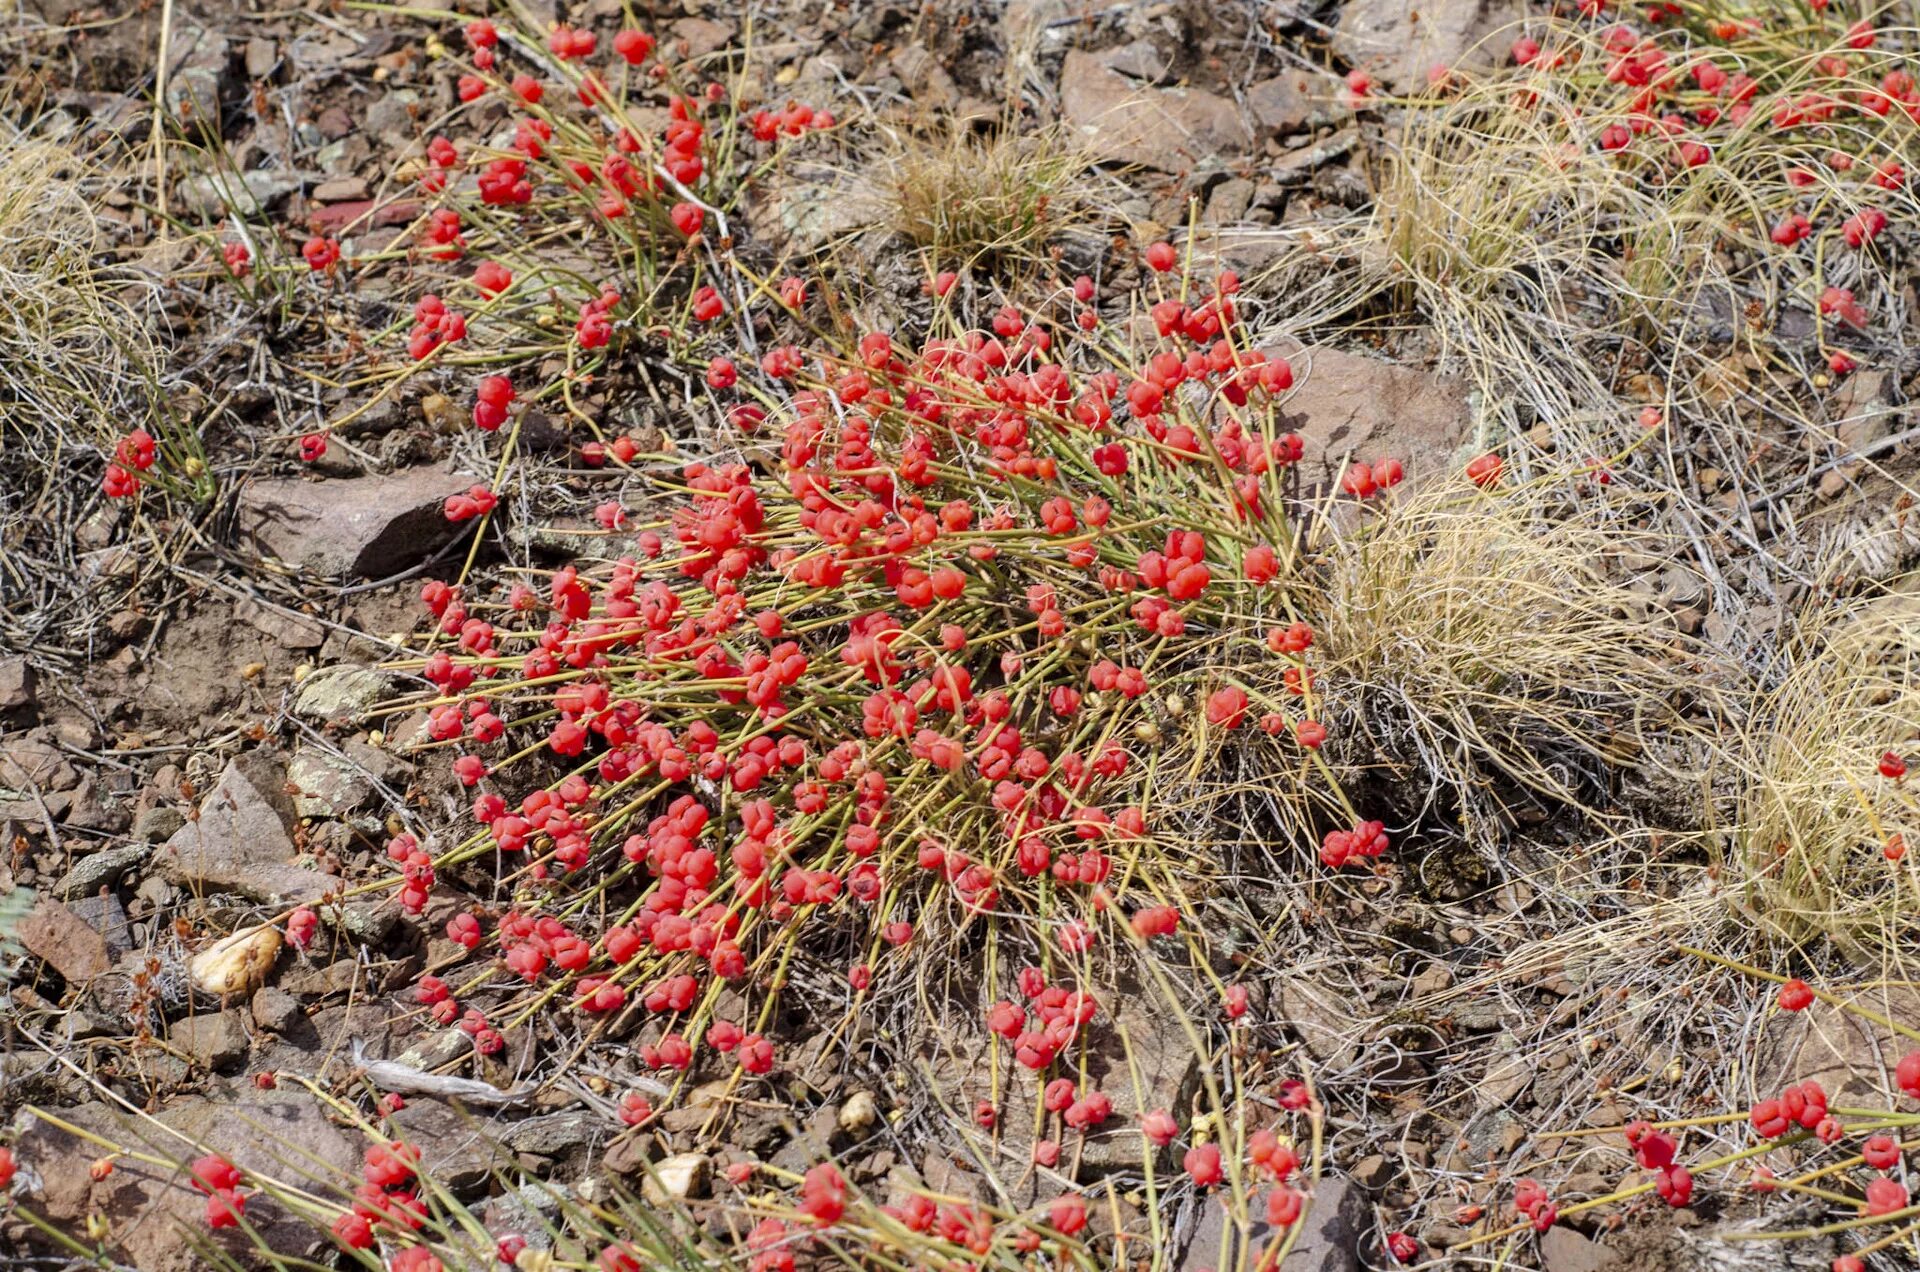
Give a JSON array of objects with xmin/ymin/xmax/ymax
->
[
  {"xmin": 1298, "ymin": 481, "xmax": 1708, "ymax": 831},
  {"xmin": 1732, "ymin": 582, "xmax": 1920, "ymax": 955},
  {"xmin": 0, "ymin": 130, "xmax": 156, "ymax": 446},
  {"xmin": 883, "ymin": 120, "xmax": 1100, "ymax": 269}
]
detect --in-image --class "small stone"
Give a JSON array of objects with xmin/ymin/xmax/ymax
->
[
  {"xmin": 668, "ymin": 17, "xmax": 731, "ymax": 58},
  {"xmin": 1277, "ymin": 976, "xmax": 1362, "ymax": 1070},
  {"xmin": 364, "ymin": 90, "xmax": 421, "ymax": 139},
  {"xmin": 62, "ymin": 777, "xmax": 129, "ymax": 833},
  {"xmin": 1334, "ymin": 0, "xmax": 1521, "ymax": 93},
  {"xmin": 312, "ymin": 176, "xmax": 370, "ymax": 203},
  {"xmin": 177, "ymin": 168, "xmax": 302, "ymax": 217},
  {"xmin": 0, "ymin": 730, "xmax": 79, "ymax": 797},
  {"xmin": 316, "ymin": 106, "xmax": 354, "ymax": 138},
  {"xmin": 293, "ymin": 666, "xmax": 393, "ymax": 723},
  {"xmin": 244, "ymin": 37, "xmax": 277, "ymax": 80},
  {"xmin": 171, "ymin": 1009, "xmax": 250, "ymax": 1070},
  {"xmin": 158, "ymin": 754, "xmax": 333, "ymax": 907},
  {"xmin": 1350, "ymin": 1154, "xmax": 1392, "ymax": 1189},
  {"xmin": 1480, "ymin": 1051, "xmax": 1533, "ymax": 1105},
  {"xmin": 64, "ymin": 894, "xmax": 135, "ymax": 958},
  {"xmin": 1273, "ymin": 346, "xmax": 1472, "ymax": 484},
  {"xmin": 0, "ymin": 657, "xmax": 35, "ymax": 719},
  {"xmin": 251, "ymin": 986, "xmax": 302, "ymax": 1033},
  {"xmin": 17, "ymin": 897, "xmax": 112, "ymax": 983},
  {"xmin": 389, "ymin": 1098, "xmax": 500, "ymax": 1192},
  {"xmin": 1203, "ymin": 177, "xmax": 1257, "ymax": 224},
  {"xmin": 278, "ymin": 958, "xmax": 362, "ymax": 999},
  {"xmin": 288, "ymin": 746, "xmax": 377, "ymax": 818},
  {"xmin": 133, "ymin": 806, "xmax": 187, "ymax": 843},
  {"xmin": 54, "ymin": 845, "xmax": 150, "ymax": 899},
  {"xmin": 1539, "ymin": 1226, "xmax": 1610, "ymax": 1272},
  {"xmin": 339, "ymin": 901, "xmax": 400, "ymax": 945},
  {"xmin": 15, "ymin": 1091, "xmax": 358, "ymax": 1271},
  {"xmin": 500, "ymin": 1110, "xmax": 599, "ymax": 1156},
  {"xmin": 1247, "ymin": 69, "xmax": 1340, "ymax": 134},
  {"xmin": 641, "ymin": 1152, "xmax": 710, "ymax": 1204},
  {"xmin": 1060, "ymin": 48, "xmax": 1253, "ymax": 171}
]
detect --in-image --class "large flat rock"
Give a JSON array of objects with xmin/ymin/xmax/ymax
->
[
  {"xmin": 1060, "ymin": 47, "xmax": 1254, "ymax": 171},
  {"xmin": 238, "ymin": 467, "xmax": 474, "ymax": 579},
  {"xmin": 1276, "ymin": 346, "xmax": 1474, "ymax": 484}
]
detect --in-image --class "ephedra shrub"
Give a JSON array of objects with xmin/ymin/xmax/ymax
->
[{"xmin": 86, "ymin": 7, "xmax": 1717, "ymax": 1267}]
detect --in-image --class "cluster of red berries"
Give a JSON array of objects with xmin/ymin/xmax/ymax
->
[
  {"xmin": 1486, "ymin": 8, "xmax": 1913, "ymax": 379},
  {"xmin": 189, "ymin": 1154, "xmax": 249, "ymax": 1231},
  {"xmin": 102, "ymin": 428, "xmax": 157, "ymax": 497},
  {"xmin": 328, "ymin": 1140, "xmax": 426, "ymax": 1252}
]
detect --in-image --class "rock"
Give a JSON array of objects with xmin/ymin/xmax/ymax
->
[
  {"xmin": 668, "ymin": 17, "xmax": 731, "ymax": 59},
  {"xmin": 752, "ymin": 168, "xmax": 888, "ymax": 254},
  {"xmin": 1247, "ymin": 69, "xmax": 1343, "ymax": 134},
  {"xmin": 389, "ymin": 1098, "xmax": 501, "ymax": 1192},
  {"xmin": 1275, "ymin": 346, "xmax": 1473, "ymax": 483},
  {"xmin": 312, "ymin": 176, "xmax": 369, "ymax": 202},
  {"xmin": 837, "ymin": 1090, "xmax": 878, "ymax": 1136},
  {"xmin": 171, "ymin": 1009, "xmax": 250, "ymax": 1069},
  {"xmin": 60, "ymin": 777, "xmax": 125, "ymax": 833},
  {"xmin": 288, "ymin": 744, "xmax": 380, "ymax": 818},
  {"xmin": 1350, "ymin": 1153, "xmax": 1391, "ymax": 1189},
  {"xmin": 315, "ymin": 105, "xmax": 354, "ymax": 138},
  {"xmin": 133, "ymin": 805, "xmax": 187, "ymax": 843},
  {"xmin": 251, "ymin": 985, "xmax": 302, "ymax": 1033},
  {"xmin": 1277, "ymin": 974, "xmax": 1364, "ymax": 1071},
  {"xmin": 364, "ymin": 89, "xmax": 421, "ymax": 139},
  {"xmin": 244, "ymin": 36, "xmax": 278, "ymax": 80},
  {"xmin": 14, "ymin": 1091, "xmax": 359, "ymax": 1272},
  {"xmin": 1539, "ymin": 1226, "xmax": 1610, "ymax": 1272},
  {"xmin": 1288, "ymin": 1176, "xmax": 1367, "ymax": 1271},
  {"xmin": 54, "ymin": 844, "xmax": 151, "ymax": 898},
  {"xmin": 278, "ymin": 957, "xmax": 362, "ymax": 999},
  {"xmin": 16, "ymin": 896, "xmax": 112, "ymax": 983},
  {"xmin": 1181, "ymin": 1175, "xmax": 1363, "ymax": 1271},
  {"xmin": 641, "ymin": 1151, "xmax": 710, "ymax": 1204},
  {"xmin": 164, "ymin": 23, "xmax": 231, "ymax": 120},
  {"xmin": 1334, "ymin": 0, "xmax": 1521, "ymax": 94},
  {"xmin": 293, "ymin": 666, "xmax": 394, "ymax": 723},
  {"xmin": 1759, "ymin": 986, "xmax": 1920, "ymax": 1102},
  {"xmin": 1203, "ymin": 177, "xmax": 1257, "ymax": 224},
  {"xmin": 156, "ymin": 754, "xmax": 333, "ymax": 906},
  {"xmin": 500, "ymin": 1109, "xmax": 601, "ymax": 1157},
  {"xmin": 891, "ymin": 44, "xmax": 960, "ymax": 110},
  {"xmin": 1, "ymin": 730, "xmax": 80, "ymax": 801},
  {"xmin": 239, "ymin": 468, "xmax": 476, "ymax": 578},
  {"xmin": 1060, "ymin": 48, "xmax": 1253, "ymax": 171},
  {"xmin": 0, "ymin": 656, "xmax": 35, "ymax": 719},
  {"xmin": 1479, "ymin": 1049, "xmax": 1533, "ymax": 1105},
  {"xmin": 64, "ymin": 893, "xmax": 135, "ymax": 958},
  {"xmin": 178, "ymin": 168, "xmax": 303, "ymax": 217}
]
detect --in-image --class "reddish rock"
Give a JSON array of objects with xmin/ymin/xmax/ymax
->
[
  {"xmin": 1274, "ymin": 346, "xmax": 1473, "ymax": 483},
  {"xmin": 1059, "ymin": 48, "xmax": 1253, "ymax": 170},
  {"xmin": 17, "ymin": 898, "xmax": 111, "ymax": 984},
  {"xmin": 306, "ymin": 197, "xmax": 421, "ymax": 236}
]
